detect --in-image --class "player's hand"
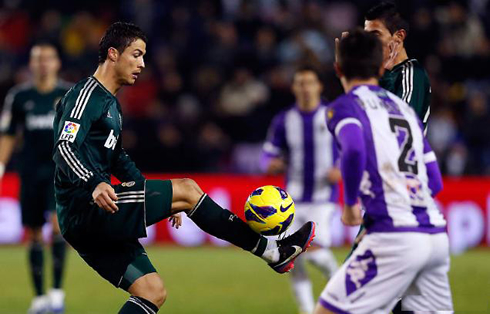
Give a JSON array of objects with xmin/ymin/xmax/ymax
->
[
  {"xmin": 92, "ymin": 182, "xmax": 119, "ymax": 214},
  {"xmin": 267, "ymin": 158, "xmax": 286, "ymax": 175},
  {"xmin": 169, "ymin": 213, "xmax": 182, "ymax": 229},
  {"xmin": 326, "ymin": 168, "xmax": 341, "ymax": 184},
  {"xmin": 383, "ymin": 40, "xmax": 399, "ymax": 70},
  {"xmin": 341, "ymin": 203, "xmax": 363, "ymax": 226},
  {"xmin": 335, "ymin": 31, "xmax": 349, "ymax": 63}
]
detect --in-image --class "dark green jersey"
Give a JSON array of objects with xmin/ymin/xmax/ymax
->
[
  {"xmin": 52, "ymin": 76, "xmax": 144, "ymax": 230},
  {"xmin": 380, "ymin": 58, "xmax": 431, "ymax": 125},
  {"xmin": 0, "ymin": 81, "xmax": 71, "ymax": 177}
]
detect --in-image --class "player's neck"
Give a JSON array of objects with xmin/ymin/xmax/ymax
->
[
  {"xmin": 393, "ymin": 48, "xmax": 409, "ymax": 67},
  {"xmin": 93, "ymin": 64, "xmax": 121, "ymax": 95},
  {"xmin": 34, "ymin": 76, "xmax": 57, "ymax": 93},
  {"xmin": 297, "ymin": 99, "xmax": 320, "ymax": 112},
  {"xmin": 342, "ymin": 77, "xmax": 378, "ymax": 93}
]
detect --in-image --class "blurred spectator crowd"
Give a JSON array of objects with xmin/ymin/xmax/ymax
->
[{"xmin": 0, "ymin": 0, "xmax": 489, "ymax": 175}]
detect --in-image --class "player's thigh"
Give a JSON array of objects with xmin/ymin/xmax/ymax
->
[
  {"xmin": 318, "ymin": 233, "xmax": 428, "ymax": 314},
  {"xmin": 68, "ymin": 235, "xmax": 155, "ymax": 290},
  {"xmin": 83, "ymin": 180, "xmax": 173, "ymax": 239},
  {"xmin": 402, "ymin": 234, "xmax": 453, "ymax": 312},
  {"xmin": 308, "ymin": 203, "xmax": 336, "ymax": 248},
  {"xmin": 289, "ymin": 203, "xmax": 309, "ymax": 233}
]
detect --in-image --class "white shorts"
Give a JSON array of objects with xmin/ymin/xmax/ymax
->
[
  {"xmin": 287, "ymin": 202, "xmax": 336, "ymax": 248},
  {"xmin": 319, "ymin": 232, "xmax": 453, "ymax": 314}
]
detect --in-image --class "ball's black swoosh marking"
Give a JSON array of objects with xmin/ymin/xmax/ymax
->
[{"xmin": 280, "ymin": 203, "xmax": 293, "ymax": 212}]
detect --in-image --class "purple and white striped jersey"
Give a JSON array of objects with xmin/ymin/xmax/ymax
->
[
  {"xmin": 263, "ymin": 103, "xmax": 339, "ymax": 203},
  {"xmin": 327, "ymin": 85, "xmax": 446, "ymax": 234}
]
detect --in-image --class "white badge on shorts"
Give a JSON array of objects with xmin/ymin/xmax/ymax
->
[{"xmin": 59, "ymin": 121, "xmax": 81, "ymax": 143}]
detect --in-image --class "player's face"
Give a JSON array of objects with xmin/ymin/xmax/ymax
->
[
  {"xmin": 292, "ymin": 71, "xmax": 322, "ymax": 104},
  {"xmin": 364, "ymin": 19, "xmax": 393, "ymax": 63},
  {"xmin": 115, "ymin": 38, "xmax": 146, "ymax": 85},
  {"xmin": 29, "ymin": 46, "xmax": 60, "ymax": 79}
]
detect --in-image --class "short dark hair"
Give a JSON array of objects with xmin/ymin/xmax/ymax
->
[
  {"xmin": 338, "ymin": 29, "xmax": 383, "ymax": 80},
  {"xmin": 98, "ymin": 22, "xmax": 148, "ymax": 64},
  {"xmin": 365, "ymin": 2, "xmax": 409, "ymax": 36},
  {"xmin": 31, "ymin": 41, "xmax": 62, "ymax": 58},
  {"xmin": 294, "ymin": 65, "xmax": 322, "ymax": 81}
]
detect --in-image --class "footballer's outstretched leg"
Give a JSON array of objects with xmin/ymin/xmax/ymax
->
[{"xmin": 168, "ymin": 178, "xmax": 316, "ymax": 273}]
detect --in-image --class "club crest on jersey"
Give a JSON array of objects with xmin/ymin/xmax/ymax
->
[
  {"xmin": 59, "ymin": 121, "xmax": 80, "ymax": 143},
  {"xmin": 121, "ymin": 181, "xmax": 135, "ymax": 187}
]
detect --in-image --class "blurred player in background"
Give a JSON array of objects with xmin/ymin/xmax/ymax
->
[
  {"xmin": 262, "ymin": 66, "xmax": 340, "ymax": 314},
  {"xmin": 0, "ymin": 43, "xmax": 71, "ymax": 313},
  {"xmin": 53, "ymin": 22, "xmax": 315, "ymax": 313},
  {"xmin": 315, "ymin": 29, "xmax": 452, "ymax": 314}
]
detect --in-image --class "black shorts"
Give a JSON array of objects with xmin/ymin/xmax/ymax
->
[
  {"xmin": 20, "ymin": 176, "xmax": 55, "ymax": 228},
  {"xmin": 62, "ymin": 179, "xmax": 173, "ymax": 289}
]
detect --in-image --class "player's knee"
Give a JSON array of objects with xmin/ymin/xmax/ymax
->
[
  {"xmin": 147, "ymin": 279, "xmax": 167, "ymax": 307},
  {"xmin": 180, "ymin": 178, "xmax": 201, "ymax": 194},
  {"xmin": 174, "ymin": 178, "xmax": 203, "ymax": 204},
  {"xmin": 27, "ymin": 227, "xmax": 43, "ymax": 243}
]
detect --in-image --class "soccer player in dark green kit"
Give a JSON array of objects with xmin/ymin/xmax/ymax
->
[
  {"xmin": 365, "ymin": 2, "xmax": 431, "ymax": 128},
  {"xmin": 0, "ymin": 43, "xmax": 70, "ymax": 313},
  {"xmin": 52, "ymin": 22, "xmax": 316, "ymax": 313},
  {"xmin": 336, "ymin": 3, "xmax": 433, "ymax": 313}
]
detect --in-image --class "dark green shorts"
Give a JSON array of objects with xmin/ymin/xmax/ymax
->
[
  {"xmin": 63, "ymin": 179, "xmax": 173, "ymax": 289},
  {"xmin": 20, "ymin": 176, "xmax": 55, "ymax": 228}
]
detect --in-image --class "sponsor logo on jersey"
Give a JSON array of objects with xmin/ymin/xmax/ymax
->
[
  {"xmin": 26, "ymin": 112, "xmax": 55, "ymax": 130},
  {"xmin": 121, "ymin": 181, "xmax": 135, "ymax": 187},
  {"xmin": 104, "ymin": 129, "xmax": 118, "ymax": 150},
  {"xmin": 59, "ymin": 121, "xmax": 80, "ymax": 143}
]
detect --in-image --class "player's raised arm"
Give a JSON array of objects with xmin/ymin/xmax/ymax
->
[{"xmin": 52, "ymin": 83, "xmax": 109, "ymax": 193}]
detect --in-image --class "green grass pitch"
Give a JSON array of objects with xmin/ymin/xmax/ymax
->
[{"xmin": 0, "ymin": 246, "xmax": 489, "ymax": 313}]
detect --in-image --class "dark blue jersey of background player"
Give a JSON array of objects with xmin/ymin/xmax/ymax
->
[
  {"xmin": 0, "ymin": 43, "xmax": 71, "ymax": 313},
  {"xmin": 0, "ymin": 81, "xmax": 70, "ymax": 177}
]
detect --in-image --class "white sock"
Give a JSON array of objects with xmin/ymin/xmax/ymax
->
[
  {"xmin": 260, "ymin": 239, "xmax": 279, "ymax": 263},
  {"xmin": 290, "ymin": 257, "xmax": 314, "ymax": 313},
  {"xmin": 306, "ymin": 248, "xmax": 338, "ymax": 278}
]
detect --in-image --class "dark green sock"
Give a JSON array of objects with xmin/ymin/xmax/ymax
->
[
  {"xmin": 188, "ymin": 195, "xmax": 267, "ymax": 256},
  {"xmin": 119, "ymin": 296, "xmax": 159, "ymax": 313},
  {"xmin": 28, "ymin": 241, "xmax": 44, "ymax": 296},
  {"xmin": 52, "ymin": 234, "xmax": 67, "ymax": 289}
]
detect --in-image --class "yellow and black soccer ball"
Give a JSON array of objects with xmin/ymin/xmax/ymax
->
[{"xmin": 244, "ymin": 185, "xmax": 295, "ymax": 236}]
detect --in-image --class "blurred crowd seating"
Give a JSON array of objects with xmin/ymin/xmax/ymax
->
[{"xmin": 0, "ymin": 0, "xmax": 489, "ymax": 175}]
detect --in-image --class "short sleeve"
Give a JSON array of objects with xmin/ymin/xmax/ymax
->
[{"xmin": 326, "ymin": 97, "xmax": 362, "ymax": 139}]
